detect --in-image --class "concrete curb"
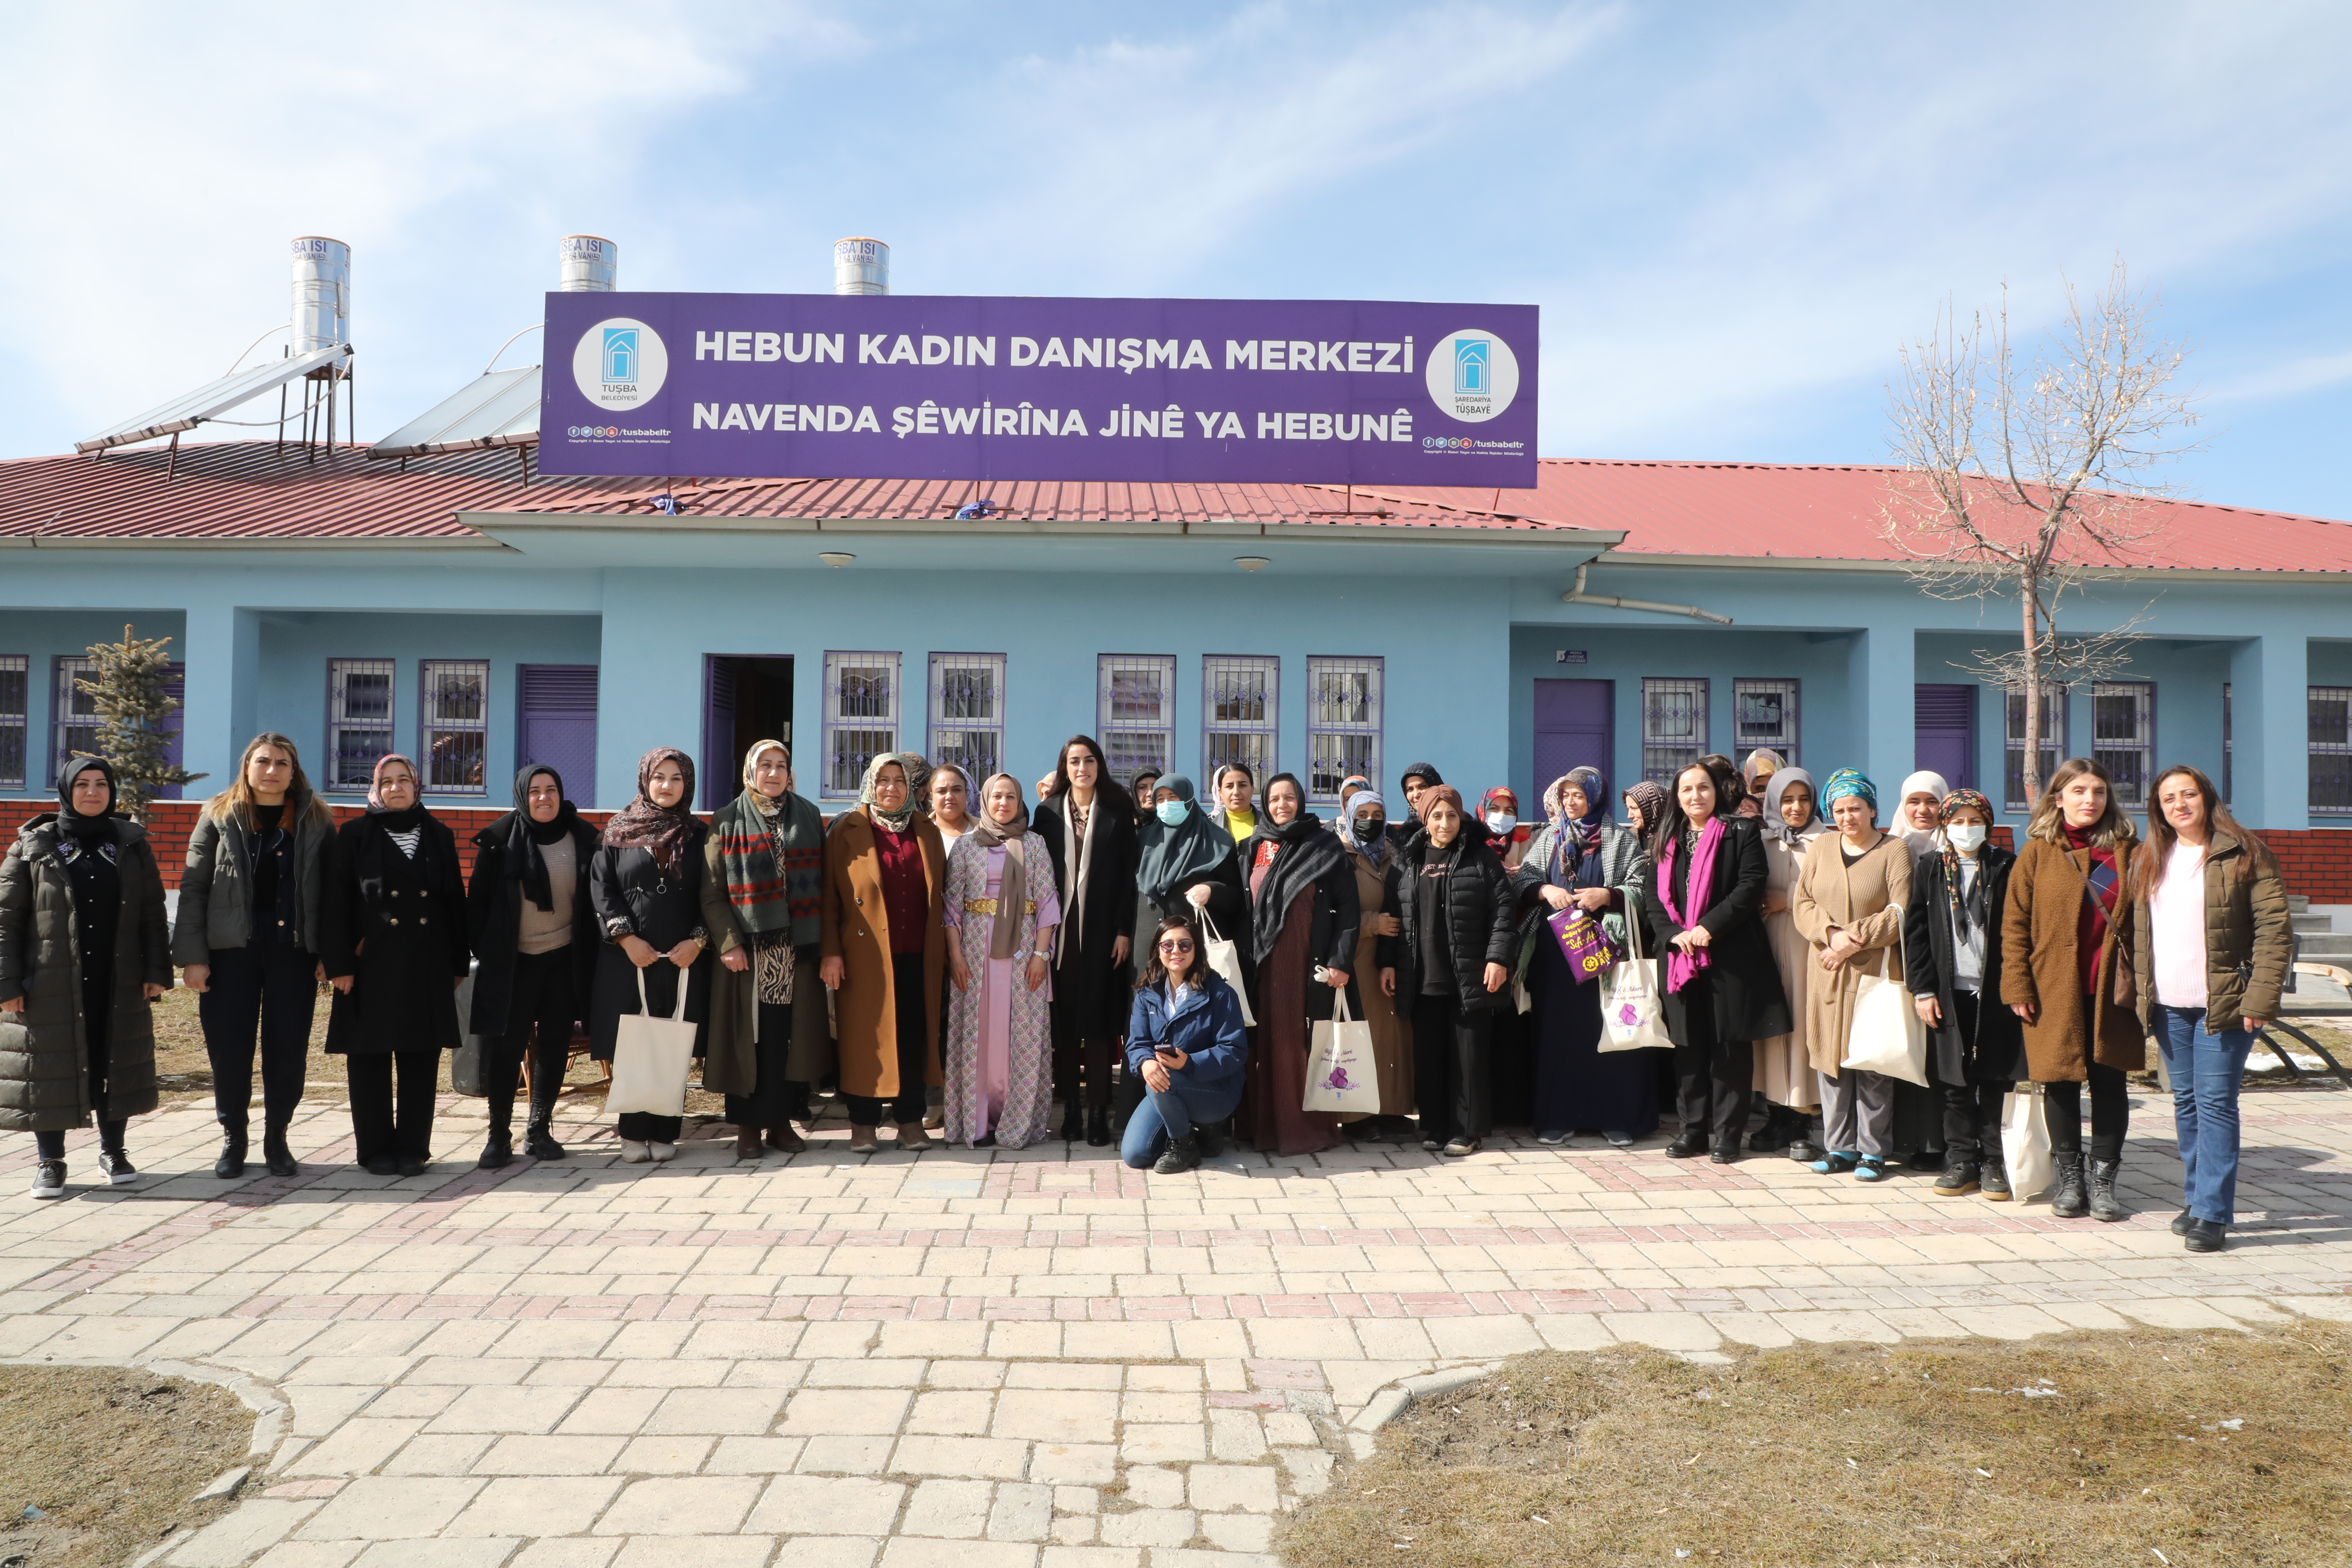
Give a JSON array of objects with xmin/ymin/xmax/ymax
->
[{"xmin": 1348, "ymin": 1360, "xmax": 1503, "ymax": 1434}]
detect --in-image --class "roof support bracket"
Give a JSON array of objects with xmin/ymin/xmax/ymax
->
[{"xmin": 1562, "ymin": 563, "xmax": 1733, "ymax": 625}]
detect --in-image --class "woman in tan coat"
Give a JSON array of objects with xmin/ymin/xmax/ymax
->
[
  {"xmin": 820, "ymin": 752, "xmax": 948, "ymax": 1153},
  {"xmin": 2001, "ymin": 756, "xmax": 2144, "ymax": 1221},
  {"xmin": 1791, "ymin": 769, "xmax": 1912, "ymax": 1182},
  {"xmin": 1753, "ymin": 768, "xmax": 1825, "ymax": 1160}
]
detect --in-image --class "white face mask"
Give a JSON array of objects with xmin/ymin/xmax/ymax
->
[
  {"xmin": 1156, "ymin": 799, "xmax": 1191, "ymax": 827},
  {"xmin": 1947, "ymin": 823, "xmax": 1988, "ymax": 853},
  {"xmin": 1484, "ymin": 811, "xmax": 1516, "ymax": 835}
]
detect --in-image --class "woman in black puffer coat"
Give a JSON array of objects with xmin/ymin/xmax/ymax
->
[{"xmin": 1383, "ymin": 786, "xmax": 1517, "ymax": 1157}]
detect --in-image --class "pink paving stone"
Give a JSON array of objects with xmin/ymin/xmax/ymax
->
[
  {"xmin": 1262, "ymin": 1296, "xmax": 1340, "ymax": 1318},
  {"xmin": 980, "ymin": 1300, "xmax": 1052, "ymax": 1321},
  {"xmin": 1357, "ymin": 1295, "xmax": 1408, "ymax": 1318},
  {"xmin": 945, "ymin": 1298, "xmax": 985, "ymax": 1320},
  {"xmin": 1123, "ymin": 1298, "xmax": 1198, "ymax": 1321}
]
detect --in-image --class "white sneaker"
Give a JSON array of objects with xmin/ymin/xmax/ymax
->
[
  {"xmin": 648, "ymin": 1141, "xmax": 678, "ymax": 1163},
  {"xmin": 617, "ymin": 1139, "xmax": 651, "ymax": 1164}
]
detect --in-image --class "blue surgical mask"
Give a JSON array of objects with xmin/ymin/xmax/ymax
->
[{"xmin": 1156, "ymin": 799, "xmax": 1192, "ymax": 827}]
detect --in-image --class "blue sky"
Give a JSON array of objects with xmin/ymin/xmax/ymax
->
[{"xmin": 6, "ymin": 1, "xmax": 2350, "ymax": 517}]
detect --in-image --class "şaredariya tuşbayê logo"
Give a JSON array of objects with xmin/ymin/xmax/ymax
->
[
  {"xmin": 572, "ymin": 318, "xmax": 668, "ymax": 412},
  {"xmin": 1422, "ymin": 329, "xmax": 1521, "ymax": 424}
]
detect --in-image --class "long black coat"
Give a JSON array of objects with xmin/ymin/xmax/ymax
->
[
  {"xmin": 1391, "ymin": 832, "xmax": 1518, "ymax": 1014},
  {"xmin": 1139, "ymin": 852, "xmax": 1252, "ymax": 990},
  {"xmin": 466, "ymin": 813, "xmax": 601, "ymax": 1038},
  {"xmin": 1244, "ymin": 835, "xmax": 1365, "ymax": 1023},
  {"xmin": 1641, "ymin": 815, "xmax": 1791, "ymax": 1044},
  {"xmin": 320, "ymin": 814, "xmax": 471, "ymax": 1056},
  {"xmin": 588, "ymin": 837, "xmax": 714, "ymax": 1062},
  {"xmin": 1903, "ymin": 846, "xmax": 2028, "ymax": 1085},
  {"xmin": 0, "ymin": 816, "xmax": 170, "ymax": 1132},
  {"xmin": 1032, "ymin": 792, "xmax": 1140, "ymax": 1039}
]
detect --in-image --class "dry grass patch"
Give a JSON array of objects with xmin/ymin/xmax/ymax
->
[
  {"xmin": 1279, "ymin": 1325, "xmax": 2352, "ymax": 1568},
  {"xmin": 0, "ymin": 1366, "xmax": 251, "ymax": 1568}
]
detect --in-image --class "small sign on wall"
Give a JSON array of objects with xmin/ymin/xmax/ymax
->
[{"xmin": 1555, "ymin": 650, "xmax": 1588, "ymax": 665}]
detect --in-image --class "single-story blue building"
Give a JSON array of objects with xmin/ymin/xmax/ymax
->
[{"xmin": 5, "ymin": 440, "xmax": 2350, "ymax": 853}]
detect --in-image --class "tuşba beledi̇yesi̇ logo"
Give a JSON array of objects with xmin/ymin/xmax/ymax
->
[{"xmin": 572, "ymin": 318, "xmax": 670, "ymax": 412}]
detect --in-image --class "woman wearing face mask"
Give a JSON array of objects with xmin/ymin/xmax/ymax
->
[
  {"xmin": 2002, "ymin": 757, "xmax": 2144, "ymax": 1220},
  {"xmin": 2130, "ymin": 765, "xmax": 2289, "ymax": 1253},
  {"xmin": 320, "ymin": 755, "xmax": 471, "ymax": 1177},
  {"xmin": 1236, "ymin": 774, "xmax": 1358, "ymax": 1157},
  {"xmin": 702, "ymin": 741, "xmax": 824, "ymax": 1159},
  {"xmin": 590, "ymin": 748, "xmax": 714, "ymax": 1164},
  {"xmin": 1032, "ymin": 736, "xmax": 1139, "ymax": 1147},
  {"xmin": 174, "ymin": 733, "xmax": 334, "ymax": 1179},
  {"xmin": 1752, "ymin": 769, "xmax": 1825, "ymax": 1160},
  {"xmin": 1791, "ymin": 770, "xmax": 1912, "ymax": 1182},
  {"xmin": 1135, "ymin": 775, "xmax": 1249, "ymax": 971},
  {"xmin": 928, "ymin": 764, "xmax": 976, "ymax": 849},
  {"xmin": 1387, "ymin": 786, "xmax": 1516, "ymax": 1156},
  {"xmin": 467, "ymin": 765, "xmax": 600, "ymax": 1168},
  {"xmin": 1478, "ymin": 787, "xmax": 1532, "ymax": 872},
  {"xmin": 1514, "ymin": 767, "xmax": 1655, "ymax": 1149},
  {"xmin": 1904, "ymin": 789, "xmax": 2025, "ymax": 1199},
  {"xmin": 821, "ymin": 752, "xmax": 948, "ymax": 1154},
  {"xmin": 1644, "ymin": 757, "xmax": 1788, "ymax": 1162},
  {"xmin": 942, "ymin": 775, "xmax": 1061, "ymax": 1148},
  {"xmin": 1335, "ymin": 789, "xmax": 1413, "ymax": 1138},
  {"xmin": 2, "ymin": 758, "xmax": 170, "ymax": 1199}
]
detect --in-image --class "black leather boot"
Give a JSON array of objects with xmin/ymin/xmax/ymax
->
[
  {"xmin": 262, "ymin": 1122, "xmax": 298, "ymax": 1178},
  {"xmin": 1086, "ymin": 1104, "xmax": 1112, "ymax": 1148},
  {"xmin": 214, "ymin": 1126, "xmax": 248, "ymax": 1179},
  {"xmin": 478, "ymin": 1131, "xmax": 514, "ymax": 1170},
  {"xmin": 2088, "ymin": 1157, "xmax": 2126, "ymax": 1222},
  {"xmin": 2050, "ymin": 1151, "xmax": 2089, "ymax": 1218},
  {"xmin": 1196, "ymin": 1118, "xmax": 1226, "ymax": 1159},
  {"xmin": 1154, "ymin": 1133, "xmax": 1202, "ymax": 1175},
  {"xmin": 1060, "ymin": 1101, "xmax": 1085, "ymax": 1142}
]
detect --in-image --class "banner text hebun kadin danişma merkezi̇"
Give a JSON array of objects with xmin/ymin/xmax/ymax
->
[{"xmin": 537, "ymin": 293, "xmax": 1538, "ymax": 488}]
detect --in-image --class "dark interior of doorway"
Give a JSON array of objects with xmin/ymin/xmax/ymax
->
[{"xmin": 704, "ymin": 656, "xmax": 794, "ymax": 809}]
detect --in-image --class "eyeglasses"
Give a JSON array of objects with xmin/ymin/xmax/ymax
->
[{"xmin": 1157, "ymin": 939, "xmax": 1195, "ymax": 954}]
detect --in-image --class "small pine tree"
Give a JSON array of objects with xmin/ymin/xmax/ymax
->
[{"xmin": 72, "ymin": 625, "xmax": 205, "ymax": 822}]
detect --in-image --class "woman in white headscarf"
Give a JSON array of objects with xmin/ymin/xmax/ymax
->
[{"xmin": 1896, "ymin": 771, "xmax": 1951, "ymax": 857}]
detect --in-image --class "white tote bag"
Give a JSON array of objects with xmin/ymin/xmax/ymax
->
[
  {"xmin": 1198, "ymin": 908, "xmax": 1256, "ymax": 1027},
  {"xmin": 2001, "ymin": 1084, "xmax": 2054, "ymax": 1199},
  {"xmin": 1600, "ymin": 902, "xmax": 1672, "ymax": 1052},
  {"xmin": 1841, "ymin": 941, "xmax": 1930, "ymax": 1086},
  {"xmin": 1303, "ymin": 988, "xmax": 1380, "ymax": 1114},
  {"xmin": 607, "ymin": 967, "xmax": 698, "ymax": 1118}
]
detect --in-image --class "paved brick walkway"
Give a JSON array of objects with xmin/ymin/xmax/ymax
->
[{"xmin": 7, "ymin": 1084, "xmax": 2352, "ymax": 1568}]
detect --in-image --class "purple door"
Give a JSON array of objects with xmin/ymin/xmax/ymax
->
[
  {"xmin": 518, "ymin": 665, "xmax": 599, "ymax": 808},
  {"xmin": 1533, "ymin": 678, "xmax": 1613, "ymax": 810},
  {"xmin": 1915, "ymin": 683, "xmax": 1975, "ymax": 791}
]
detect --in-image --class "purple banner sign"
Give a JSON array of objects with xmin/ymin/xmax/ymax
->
[{"xmin": 537, "ymin": 292, "xmax": 1537, "ymax": 486}]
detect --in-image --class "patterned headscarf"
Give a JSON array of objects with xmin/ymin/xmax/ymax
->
[
  {"xmin": 858, "ymin": 751, "xmax": 922, "ymax": 833},
  {"xmin": 1821, "ymin": 768, "xmax": 1877, "ymax": 816},
  {"xmin": 601, "ymin": 747, "xmax": 699, "ymax": 871},
  {"xmin": 1938, "ymin": 788, "xmax": 1997, "ymax": 922},
  {"xmin": 1622, "ymin": 779, "xmax": 1670, "ymax": 836}
]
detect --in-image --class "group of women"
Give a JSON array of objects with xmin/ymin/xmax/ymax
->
[{"xmin": 0, "ymin": 732, "xmax": 2292, "ymax": 1253}]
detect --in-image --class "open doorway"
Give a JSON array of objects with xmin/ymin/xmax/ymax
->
[{"xmin": 703, "ymin": 655, "xmax": 794, "ymax": 809}]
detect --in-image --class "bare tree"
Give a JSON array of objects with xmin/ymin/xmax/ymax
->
[{"xmin": 1879, "ymin": 259, "xmax": 2198, "ymax": 805}]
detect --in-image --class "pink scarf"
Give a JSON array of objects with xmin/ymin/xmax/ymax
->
[{"xmin": 1656, "ymin": 816, "xmax": 1725, "ymax": 994}]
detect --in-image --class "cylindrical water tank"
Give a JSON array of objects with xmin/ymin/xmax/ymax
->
[
  {"xmin": 290, "ymin": 236, "xmax": 350, "ymax": 354},
  {"xmin": 833, "ymin": 237, "xmax": 889, "ymax": 296},
  {"xmin": 559, "ymin": 234, "xmax": 618, "ymax": 292}
]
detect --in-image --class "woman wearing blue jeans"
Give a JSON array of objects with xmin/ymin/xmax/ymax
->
[
  {"xmin": 2130, "ymin": 765, "xmax": 2291, "ymax": 1255},
  {"xmin": 1121, "ymin": 915, "xmax": 1249, "ymax": 1175}
]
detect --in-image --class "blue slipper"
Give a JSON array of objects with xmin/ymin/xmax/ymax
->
[{"xmin": 1810, "ymin": 1150, "xmax": 1859, "ymax": 1175}]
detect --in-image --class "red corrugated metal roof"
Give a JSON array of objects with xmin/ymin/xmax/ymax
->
[
  {"xmin": 1353, "ymin": 459, "xmax": 2352, "ymax": 573},
  {"xmin": 6, "ymin": 443, "xmax": 2348, "ymax": 572}
]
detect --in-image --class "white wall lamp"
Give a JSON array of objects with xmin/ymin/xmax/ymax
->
[
  {"xmin": 818, "ymin": 551, "xmax": 856, "ymax": 568},
  {"xmin": 1233, "ymin": 556, "xmax": 1269, "ymax": 572}
]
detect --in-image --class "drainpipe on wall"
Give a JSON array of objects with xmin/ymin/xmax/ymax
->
[{"xmin": 1561, "ymin": 563, "xmax": 1733, "ymax": 625}]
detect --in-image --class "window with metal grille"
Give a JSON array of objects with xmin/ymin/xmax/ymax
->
[
  {"xmin": 1731, "ymin": 678, "xmax": 1799, "ymax": 766},
  {"xmin": 1202, "ymin": 654, "xmax": 1278, "ymax": 785},
  {"xmin": 2003, "ymin": 685, "xmax": 2066, "ymax": 809},
  {"xmin": 930, "ymin": 652, "xmax": 1006, "ymax": 785},
  {"xmin": 1640, "ymin": 678, "xmax": 1708, "ymax": 784},
  {"xmin": 822, "ymin": 651, "xmax": 899, "ymax": 797},
  {"xmin": 1306, "ymin": 656, "xmax": 1381, "ymax": 804},
  {"xmin": 327, "ymin": 658, "xmax": 396, "ymax": 791},
  {"xmin": 420, "ymin": 659, "xmax": 490, "ymax": 795},
  {"xmin": 0, "ymin": 656, "xmax": 27, "ymax": 788},
  {"xmin": 52, "ymin": 656, "xmax": 100, "ymax": 780},
  {"xmin": 1098, "ymin": 654, "xmax": 1175, "ymax": 788},
  {"xmin": 2312, "ymin": 686, "xmax": 2352, "ymax": 817},
  {"xmin": 2090, "ymin": 681, "xmax": 2154, "ymax": 809}
]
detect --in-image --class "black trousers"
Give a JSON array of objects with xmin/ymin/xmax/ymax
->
[
  {"xmin": 1411, "ymin": 992, "xmax": 1492, "ymax": 1143},
  {"xmin": 1671, "ymin": 996, "xmax": 1752, "ymax": 1144},
  {"xmin": 34, "ymin": 1120, "xmax": 125, "ymax": 1160},
  {"xmin": 201, "ymin": 942, "xmax": 317, "ymax": 1130},
  {"xmin": 346, "ymin": 1050, "xmax": 440, "ymax": 1161},
  {"xmin": 845, "ymin": 957, "xmax": 930, "ymax": 1127},
  {"xmin": 1051, "ymin": 990, "xmax": 1116, "ymax": 1111},
  {"xmin": 2043, "ymin": 1061, "xmax": 2129, "ymax": 1162},
  {"xmin": 488, "ymin": 948, "xmax": 578, "ymax": 1135},
  {"xmin": 726, "ymin": 999, "xmax": 798, "ymax": 1129},
  {"xmin": 1937, "ymin": 993, "xmax": 2006, "ymax": 1160}
]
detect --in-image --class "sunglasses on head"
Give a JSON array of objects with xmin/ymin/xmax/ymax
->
[{"xmin": 1158, "ymin": 938, "xmax": 1195, "ymax": 953}]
